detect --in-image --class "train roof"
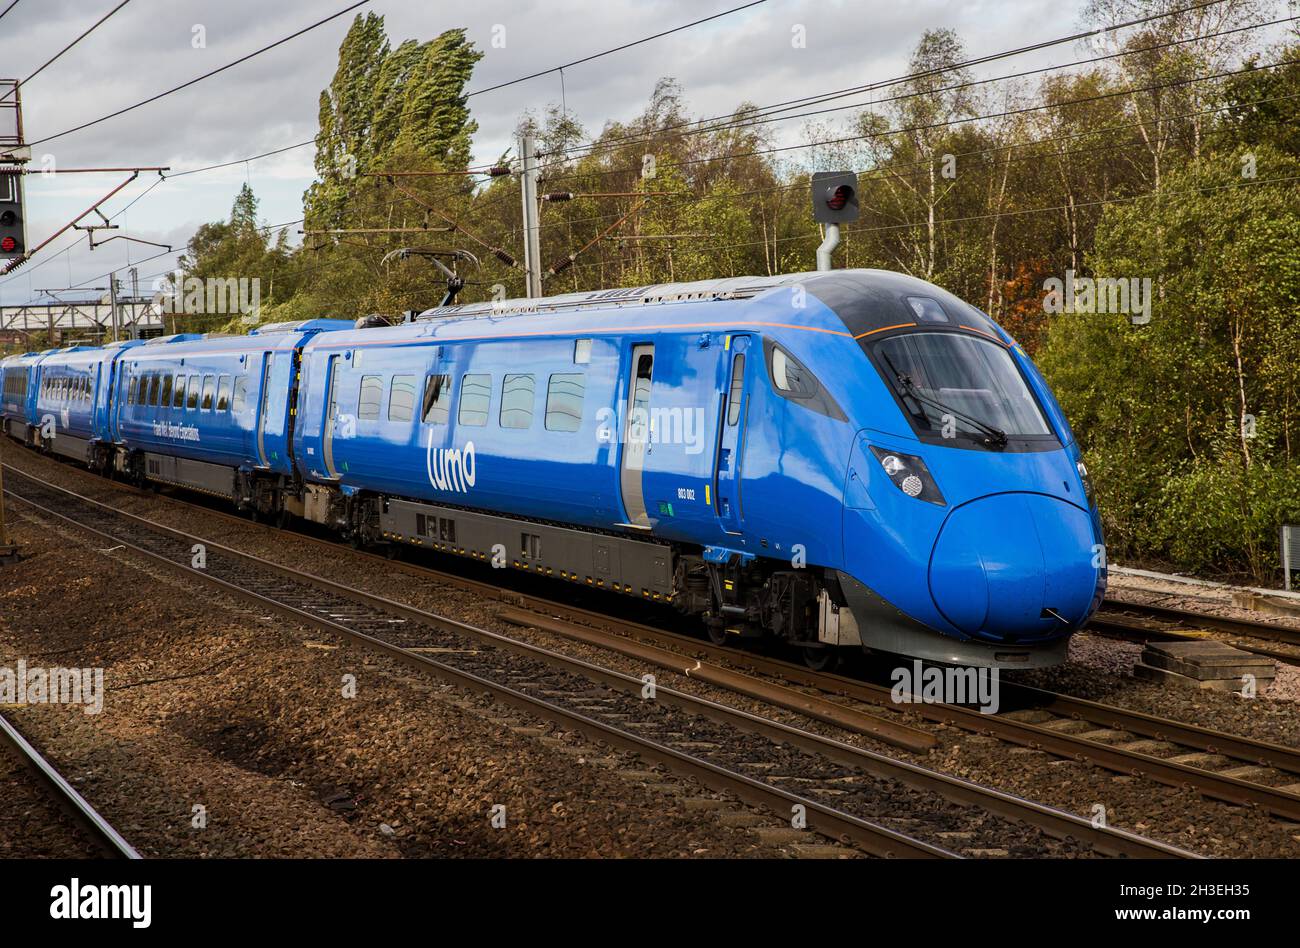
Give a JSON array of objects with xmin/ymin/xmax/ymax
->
[{"xmin": 305, "ymin": 268, "xmax": 1008, "ymax": 350}]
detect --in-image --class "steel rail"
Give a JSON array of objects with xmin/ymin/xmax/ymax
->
[
  {"xmin": 1099, "ymin": 599, "xmax": 1300, "ymax": 648},
  {"xmin": 6, "ymin": 456, "xmax": 1289, "ymax": 827},
  {"xmin": 3, "ymin": 477, "xmax": 956, "ymax": 859},
  {"xmin": 1, "ymin": 471, "xmax": 1199, "ymax": 858},
  {"xmin": 0, "ymin": 711, "xmax": 140, "ymax": 859}
]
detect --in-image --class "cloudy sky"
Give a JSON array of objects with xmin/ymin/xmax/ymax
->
[{"xmin": 0, "ymin": 0, "xmax": 1286, "ymax": 304}]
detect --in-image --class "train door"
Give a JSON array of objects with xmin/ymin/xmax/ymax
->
[
  {"xmin": 714, "ymin": 335, "xmax": 751, "ymax": 535},
  {"xmin": 255, "ymin": 353, "xmax": 274, "ymax": 467},
  {"xmin": 110, "ymin": 361, "xmax": 126, "ymax": 442},
  {"xmin": 322, "ymin": 354, "xmax": 342, "ymax": 479},
  {"xmin": 618, "ymin": 344, "xmax": 655, "ymax": 527}
]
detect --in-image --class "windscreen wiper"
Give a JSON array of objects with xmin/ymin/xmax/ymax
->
[{"xmin": 880, "ymin": 352, "xmax": 1008, "ymax": 447}]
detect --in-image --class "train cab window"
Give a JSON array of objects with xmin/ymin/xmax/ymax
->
[
  {"xmin": 727, "ymin": 354, "xmax": 746, "ymax": 426},
  {"xmin": 201, "ymin": 375, "xmax": 215, "ymax": 411},
  {"xmin": 545, "ymin": 374, "xmax": 585, "ymax": 432},
  {"xmin": 232, "ymin": 377, "xmax": 248, "ymax": 413},
  {"xmin": 421, "ymin": 374, "xmax": 451, "ymax": 425},
  {"xmin": 458, "ymin": 373, "xmax": 490, "ymax": 427},
  {"xmin": 174, "ymin": 375, "xmax": 186, "ymax": 408},
  {"xmin": 216, "ymin": 375, "xmax": 232, "ymax": 412},
  {"xmin": 148, "ymin": 374, "xmax": 161, "ymax": 406},
  {"xmin": 160, "ymin": 374, "xmax": 173, "ymax": 407},
  {"xmin": 187, "ymin": 376, "xmax": 200, "ymax": 410},
  {"xmin": 574, "ymin": 339, "xmax": 592, "ymax": 364},
  {"xmin": 358, "ymin": 375, "xmax": 383, "ymax": 420},
  {"xmin": 499, "ymin": 374, "xmax": 534, "ymax": 429},
  {"xmin": 388, "ymin": 375, "xmax": 416, "ymax": 422}
]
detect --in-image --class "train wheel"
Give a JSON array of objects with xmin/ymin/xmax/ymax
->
[
  {"xmin": 801, "ymin": 645, "xmax": 839, "ymax": 672},
  {"xmin": 705, "ymin": 622, "xmax": 729, "ymax": 647}
]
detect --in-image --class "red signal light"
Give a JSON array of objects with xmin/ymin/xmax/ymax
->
[
  {"xmin": 0, "ymin": 237, "xmax": 15, "ymax": 252},
  {"xmin": 826, "ymin": 184, "xmax": 853, "ymax": 211}
]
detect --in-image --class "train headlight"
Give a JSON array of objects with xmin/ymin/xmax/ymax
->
[
  {"xmin": 870, "ymin": 446, "xmax": 945, "ymax": 505},
  {"xmin": 1076, "ymin": 460, "xmax": 1095, "ymax": 507}
]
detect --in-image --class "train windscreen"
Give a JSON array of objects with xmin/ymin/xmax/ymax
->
[{"xmin": 873, "ymin": 331, "xmax": 1053, "ymax": 445}]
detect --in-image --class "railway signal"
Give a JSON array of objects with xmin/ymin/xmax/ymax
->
[
  {"xmin": 811, "ymin": 170, "xmax": 858, "ymax": 271},
  {"xmin": 0, "ymin": 166, "xmax": 24, "ymax": 260}
]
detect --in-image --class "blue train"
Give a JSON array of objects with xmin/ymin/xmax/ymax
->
[{"xmin": 1, "ymin": 270, "xmax": 1105, "ymax": 668}]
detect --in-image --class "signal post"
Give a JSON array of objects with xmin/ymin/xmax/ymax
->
[{"xmin": 0, "ymin": 80, "xmax": 24, "ymax": 564}]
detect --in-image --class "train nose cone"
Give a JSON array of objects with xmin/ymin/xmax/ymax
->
[{"xmin": 929, "ymin": 493, "xmax": 1098, "ymax": 639}]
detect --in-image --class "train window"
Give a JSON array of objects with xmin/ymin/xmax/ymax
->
[
  {"xmin": 160, "ymin": 374, "xmax": 173, "ymax": 406},
  {"xmin": 770, "ymin": 346, "xmax": 814, "ymax": 397},
  {"xmin": 232, "ymin": 376, "xmax": 248, "ymax": 414},
  {"xmin": 388, "ymin": 375, "xmax": 417, "ymax": 422},
  {"xmin": 545, "ymin": 374, "xmax": 584, "ymax": 432},
  {"xmin": 358, "ymin": 375, "xmax": 383, "ymax": 420},
  {"xmin": 201, "ymin": 375, "xmax": 215, "ymax": 411},
  {"xmin": 174, "ymin": 375, "xmax": 186, "ymax": 408},
  {"xmin": 458, "ymin": 373, "xmax": 490, "ymax": 427},
  {"xmin": 216, "ymin": 375, "xmax": 232, "ymax": 412},
  {"xmin": 574, "ymin": 339, "xmax": 592, "ymax": 364},
  {"xmin": 500, "ymin": 374, "xmax": 534, "ymax": 429},
  {"xmin": 727, "ymin": 354, "xmax": 745, "ymax": 426},
  {"xmin": 187, "ymin": 376, "xmax": 200, "ymax": 410},
  {"xmin": 762, "ymin": 338, "xmax": 847, "ymax": 421},
  {"xmin": 127, "ymin": 375, "xmax": 137, "ymax": 405},
  {"xmin": 148, "ymin": 374, "xmax": 161, "ymax": 406},
  {"xmin": 421, "ymin": 374, "xmax": 451, "ymax": 425}
]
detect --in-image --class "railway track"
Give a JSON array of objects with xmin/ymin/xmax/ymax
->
[
  {"xmin": 1093, "ymin": 601, "xmax": 1300, "ymax": 666},
  {"xmin": 1, "ymin": 466, "xmax": 1195, "ymax": 859},
  {"xmin": 491, "ymin": 603, "xmax": 1300, "ymax": 822},
  {"xmin": 103, "ymin": 465, "xmax": 1300, "ymax": 823},
  {"xmin": 0, "ymin": 709, "xmax": 140, "ymax": 859}
]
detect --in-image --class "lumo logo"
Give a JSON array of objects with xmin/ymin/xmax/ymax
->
[{"xmin": 426, "ymin": 436, "xmax": 477, "ymax": 493}]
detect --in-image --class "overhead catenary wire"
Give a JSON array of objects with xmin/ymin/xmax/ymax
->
[
  {"xmin": 1, "ymin": 1, "xmax": 373, "ymax": 156},
  {"xmin": 537, "ymin": 0, "xmax": 1253, "ymax": 162},
  {"xmin": 101, "ymin": 1, "xmax": 771, "ymax": 184},
  {"xmin": 5, "ymin": 1, "xmax": 1287, "ymax": 305},
  {"xmin": 0, "ymin": 0, "xmax": 134, "ymax": 105}
]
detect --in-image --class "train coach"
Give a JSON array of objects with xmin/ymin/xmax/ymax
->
[{"xmin": 6, "ymin": 269, "xmax": 1105, "ymax": 670}]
